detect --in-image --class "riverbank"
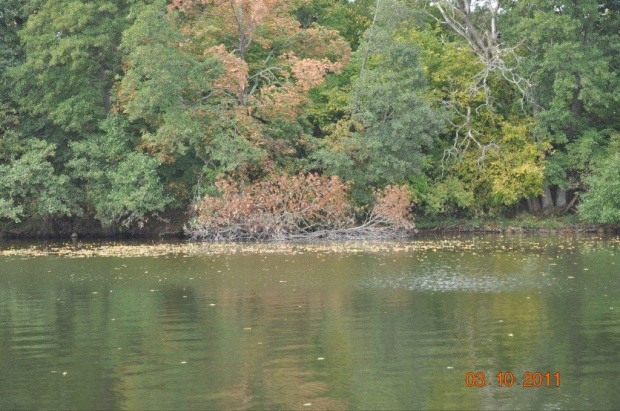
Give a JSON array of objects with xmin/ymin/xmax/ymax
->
[
  {"xmin": 1, "ymin": 213, "xmax": 617, "ymax": 240},
  {"xmin": 415, "ymin": 214, "xmax": 618, "ymax": 233}
]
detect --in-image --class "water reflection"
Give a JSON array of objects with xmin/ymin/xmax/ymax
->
[{"xmin": 0, "ymin": 236, "xmax": 619, "ymax": 409}]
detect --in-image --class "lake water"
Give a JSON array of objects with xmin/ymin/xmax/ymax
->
[{"xmin": 1, "ymin": 235, "xmax": 619, "ymax": 410}]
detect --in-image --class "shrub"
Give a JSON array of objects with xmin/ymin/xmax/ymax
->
[
  {"xmin": 368, "ymin": 185, "xmax": 415, "ymax": 230},
  {"xmin": 188, "ymin": 174, "xmax": 415, "ymax": 240},
  {"xmin": 579, "ymin": 152, "xmax": 620, "ymax": 225},
  {"xmin": 189, "ymin": 173, "xmax": 353, "ymax": 240}
]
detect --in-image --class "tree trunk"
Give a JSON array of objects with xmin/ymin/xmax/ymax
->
[
  {"xmin": 541, "ymin": 185, "xmax": 553, "ymax": 213},
  {"xmin": 555, "ymin": 187, "xmax": 567, "ymax": 208},
  {"xmin": 100, "ymin": 68, "xmax": 111, "ymax": 114},
  {"xmin": 527, "ymin": 197, "xmax": 541, "ymax": 214}
]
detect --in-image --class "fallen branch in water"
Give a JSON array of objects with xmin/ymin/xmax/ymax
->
[{"xmin": 187, "ymin": 173, "xmax": 416, "ymax": 242}]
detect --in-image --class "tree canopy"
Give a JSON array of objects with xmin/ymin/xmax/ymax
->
[{"xmin": 1, "ymin": 0, "xmax": 619, "ymax": 235}]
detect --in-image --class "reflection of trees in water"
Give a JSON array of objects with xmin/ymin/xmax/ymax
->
[{"xmin": 0, "ymin": 246, "xmax": 619, "ymax": 409}]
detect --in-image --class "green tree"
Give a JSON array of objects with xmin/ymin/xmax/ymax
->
[
  {"xmin": 68, "ymin": 116, "xmax": 170, "ymax": 228},
  {"xmin": 0, "ymin": 105, "xmax": 73, "ymax": 223},
  {"xmin": 11, "ymin": 0, "xmax": 143, "ymax": 133},
  {"xmin": 505, "ymin": 0, "xmax": 620, "ymax": 212},
  {"xmin": 0, "ymin": 0, "xmax": 24, "ymax": 98},
  {"xmin": 314, "ymin": 0, "xmax": 443, "ymax": 201},
  {"xmin": 580, "ymin": 148, "xmax": 620, "ymax": 225}
]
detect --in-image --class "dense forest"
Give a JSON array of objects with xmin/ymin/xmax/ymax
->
[{"xmin": 1, "ymin": 0, "xmax": 619, "ymax": 238}]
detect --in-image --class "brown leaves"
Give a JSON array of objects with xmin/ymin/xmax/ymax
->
[
  {"xmin": 191, "ymin": 173, "xmax": 354, "ymax": 240},
  {"xmin": 190, "ymin": 175, "xmax": 415, "ymax": 240},
  {"xmin": 208, "ymin": 44, "xmax": 249, "ymax": 98},
  {"xmin": 370, "ymin": 185, "xmax": 415, "ymax": 230}
]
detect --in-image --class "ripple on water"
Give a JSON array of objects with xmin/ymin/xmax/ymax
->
[{"xmin": 361, "ymin": 268, "xmax": 549, "ymax": 293}]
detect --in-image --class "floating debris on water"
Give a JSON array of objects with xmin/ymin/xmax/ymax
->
[{"xmin": 0, "ymin": 235, "xmax": 617, "ymax": 258}]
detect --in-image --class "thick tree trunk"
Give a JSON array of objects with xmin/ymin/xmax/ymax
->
[
  {"xmin": 527, "ymin": 197, "xmax": 541, "ymax": 214},
  {"xmin": 541, "ymin": 185, "xmax": 554, "ymax": 213},
  {"xmin": 555, "ymin": 187, "xmax": 568, "ymax": 208}
]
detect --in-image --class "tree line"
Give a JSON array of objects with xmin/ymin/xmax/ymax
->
[{"xmin": 1, "ymin": 0, "xmax": 619, "ymax": 237}]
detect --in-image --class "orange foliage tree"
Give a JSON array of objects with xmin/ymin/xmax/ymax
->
[{"xmin": 168, "ymin": 0, "xmax": 351, "ymax": 174}]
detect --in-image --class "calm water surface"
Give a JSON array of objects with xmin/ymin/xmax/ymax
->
[{"xmin": 1, "ymin": 235, "xmax": 619, "ymax": 410}]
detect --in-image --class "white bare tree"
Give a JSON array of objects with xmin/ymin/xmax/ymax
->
[{"xmin": 422, "ymin": 1, "xmax": 533, "ymax": 170}]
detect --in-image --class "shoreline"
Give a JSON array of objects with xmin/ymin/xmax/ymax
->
[
  {"xmin": 1, "ymin": 232, "xmax": 619, "ymax": 258},
  {"xmin": 1, "ymin": 214, "xmax": 618, "ymax": 241}
]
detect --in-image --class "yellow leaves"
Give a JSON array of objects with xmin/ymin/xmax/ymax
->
[{"xmin": 485, "ymin": 122, "xmax": 548, "ymax": 205}]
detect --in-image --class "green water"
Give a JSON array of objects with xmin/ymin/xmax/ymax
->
[{"xmin": 1, "ymin": 235, "xmax": 619, "ymax": 410}]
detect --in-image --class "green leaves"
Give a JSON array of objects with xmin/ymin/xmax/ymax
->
[
  {"xmin": 1, "ymin": 0, "xmax": 619, "ymax": 230},
  {"xmin": 68, "ymin": 116, "xmax": 170, "ymax": 227},
  {"xmin": 314, "ymin": 0, "xmax": 442, "ymax": 201},
  {"xmin": 580, "ymin": 151, "xmax": 620, "ymax": 224},
  {"xmin": 0, "ymin": 138, "xmax": 73, "ymax": 222}
]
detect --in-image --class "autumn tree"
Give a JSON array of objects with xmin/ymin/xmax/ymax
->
[
  {"xmin": 406, "ymin": 21, "xmax": 548, "ymax": 215},
  {"xmin": 125, "ymin": 0, "xmax": 352, "ymax": 178}
]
